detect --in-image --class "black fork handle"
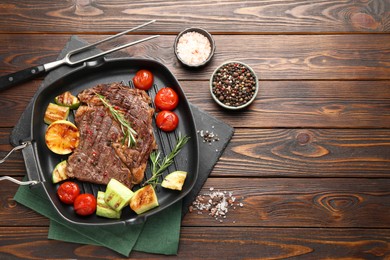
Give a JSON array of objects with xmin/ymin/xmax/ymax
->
[{"xmin": 0, "ymin": 65, "xmax": 46, "ymax": 91}]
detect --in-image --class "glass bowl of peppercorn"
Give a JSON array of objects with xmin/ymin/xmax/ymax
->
[{"xmin": 210, "ymin": 61, "xmax": 258, "ymax": 110}]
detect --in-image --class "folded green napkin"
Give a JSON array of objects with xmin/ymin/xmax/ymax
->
[
  {"xmin": 49, "ymin": 201, "xmax": 182, "ymax": 255},
  {"xmin": 14, "ymin": 183, "xmax": 181, "ymax": 256}
]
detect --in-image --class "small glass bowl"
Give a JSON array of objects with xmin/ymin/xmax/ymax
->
[
  {"xmin": 174, "ymin": 27, "xmax": 215, "ymax": 68},
  {"xmin": 210, "ymin": 61, "xmax": 259, "ymax": 110}
]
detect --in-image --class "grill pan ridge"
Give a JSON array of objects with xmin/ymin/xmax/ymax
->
[{"xmin": 26, "ymin": 58, "xmax": 199, "ymax": 226}]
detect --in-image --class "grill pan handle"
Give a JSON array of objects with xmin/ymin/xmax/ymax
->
[
  {"xmin": 21, "ymin": 141, "xmax": 44, "ymax": 184},
  {"xmin": 0, "ymin": 141, "xmax": 40, "ymax": 186}
]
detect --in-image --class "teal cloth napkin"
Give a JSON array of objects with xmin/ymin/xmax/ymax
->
[
  {"xmin": 14, "ymin": 183, "xmax": 181, "ymax": 256},
  {"xmin": 49, "ymin": 201, "xmax": 182, "ymax": 255}
]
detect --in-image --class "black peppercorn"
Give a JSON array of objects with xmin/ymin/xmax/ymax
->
[{"xmin": 211, "ymin": 62, "xmax": 257, "ymax": 108}]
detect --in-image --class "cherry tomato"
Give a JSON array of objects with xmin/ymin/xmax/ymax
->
[
  {"xmin": 133, "ymin": 69, "xmax": 154, "ymax": 90},
  {"xmin": 74, "ymin": 193, "xmax": 97, "ymax": 216},
  {"xmin": 156, "ymin": 110, "xmax": 179, "ymax": 132},
  {"xmin": 57, "ymin": 181, "xmax": 80, "ymax": 205},
  {"xmin": 154, "ymin": 87, "xmax": 179, "ymax": 111}
]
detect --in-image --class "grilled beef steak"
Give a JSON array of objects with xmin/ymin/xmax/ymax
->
[{"xmin": 66, "ymin": 82, "xmax": 157, "ymax": 188}]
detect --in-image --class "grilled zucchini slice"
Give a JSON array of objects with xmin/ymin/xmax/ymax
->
[
  {"xmin": 161, "ymin": 171, "xmax": 187, "ymax": 191},
  {"xmin": 130, "ymin": 184, "xmax": 159, "ymax": 214},
  {"xmin": 52, "ymin": 160, "xmax": 68, "ymax": 183},
  {"xmin": 44, "ymin": 103, "xmax": 70, "ymax": 125},
  {"xmin": 96, "ymin": 191, "xmax": 121, "ymax": 219},
  {"xmin": 104, "ymin": 178, "xmax": 134, "ymax": 212},
  {"xmin": 55, "ymin": 91, "xmax": 80, "ymax": 109}
]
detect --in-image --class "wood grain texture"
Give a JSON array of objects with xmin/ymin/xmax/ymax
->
[
  {"xmin": 0, "ymin": 1, "xmax": 389, "ymax": 258},
  {"xmin": 182, "ymin": 178, "xmax": 390, "ymax": 228},
  {"xmin": 186, "ymin": 82, "xmax": 390, "ymax": 128},
  {"xmin": 1, "ymin": 128, "xmax": 389, "ymax": 178},
  {"xmin": 0, "ymin": 0, "xmax": 389, "ymax": 33},
  {"xmin": 178, "ymin": 227, "xmax": 390, "ymax": 259},
  {"xmin": 0, "ymin": 227, "xmax": 389, "ymax": 259},
  {"xmin": 0, "ymin": 180, "xmax": 48, "ymax": 227},
  {"xmin": 215, "ymin": 128, "xmax": 390, "ymax": 177},
  {"xmin": 0, "ymin": 34, "xmax": 389, "ymax": 80},
  {"xmin": 0, "ymin": 80, "xmax": 38, "ymax": 128},
  {"xmin": 1, "ymin": 177, "xmax": 389, "ymax": 228},
  {"xmin": 0, "ymin": 80, "xmax": 389, "ymax": 129}
]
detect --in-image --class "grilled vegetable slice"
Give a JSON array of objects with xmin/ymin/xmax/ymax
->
[
  {"xmin": 52, "ymin": 160, "xmax": 68, "ymax": 183},
  {"xmin": 104, "ymin": 178, "xmax": 134, "ymax": 212},
  {"xmin": 96, "ymin": 191, "xmax": 121, "ymax": 219},
  {"xmin": 44, "ymin": 103, "xmax": 70, "ymax": 125},
  {"xmin": 161, "ymin": 171, "xmax": 187, "ymax": 191},
  {"xmin": 130, "ymin": 184, "xmax": 159, "ymax": 214},
  {"xmin": 45, "ymin": 120, "xmax": 80, "ymax": 155},
  {"xmin": 55, "ymin": 91, "xmax": 80, "ymax": 109}
]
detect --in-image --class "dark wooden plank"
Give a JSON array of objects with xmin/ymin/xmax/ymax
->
[
  {"xmin": 0, "ymin": 80, "xmax": 38, "ymax": 128},
  {"xmin": 0, "ymin": 180, "xmax": 48, "ymax": 227},
  {"xmin": 197, "ymin": 98, "xmax": 390, "ymax": 128},
  {"xmin": 1, "ymin": 177, "xmax": 389, "ymax": 227},
  {"xmin": 1, "ymin": 127, "xmax": 389, "ymax": 178},
  {"xmin": 0, "ymin": 0, "xmax": 389, "ymax": 33},
  {"xmin": 0, "ymin": 1, "xmax": 388, "ymax": 259},
  {"xmin": 0, "ymin": 34, "xmax": 389, "ymax": 80},
  {"xmin": 0, "ymin": 227, "xmax": 389, "ymax": 259},
  {"xmin": 178, "ymin": 227, "xmax": 390, "ymax": 259},
  {"xmin": 1, "ymin": 80, "xmax": 389, "ymax": 128},
  {"xmin": 182, "ymin": 178, "xmax": 390, "ymax": 228},
  {"xmin": 0, "ymin": 129, "xmax": 25, "ymax": 176},
  {"xmin": 187, "ymin": 81, "xmax": 390, "ymax": 128},
  {"xmin": 213, "ymin": 128, "xmax": 390, "ymax": 178}
]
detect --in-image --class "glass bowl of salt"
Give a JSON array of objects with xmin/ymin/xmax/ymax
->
[{"xmin": 174, "ymin": 27, "xmax": 215, "ymax": 68}]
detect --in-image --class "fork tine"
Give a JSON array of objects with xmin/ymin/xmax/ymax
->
[
  {"xmin": 69, "ymin": 35, "xmax": 160, "ymax": 65},
  {"xmin": 66, "ymin": 20, "xmax": 156, "ymax": 58}
]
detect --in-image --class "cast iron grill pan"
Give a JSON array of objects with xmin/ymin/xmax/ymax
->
[{"xmin": 27, "ymin": 58, "xmax": 199, "ymax": 226}]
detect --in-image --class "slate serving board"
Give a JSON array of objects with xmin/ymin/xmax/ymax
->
[{"xmin": 10, "ymin": 36, "xmax": 234, "ymax": 216}]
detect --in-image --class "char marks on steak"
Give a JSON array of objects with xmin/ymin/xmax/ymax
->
[{"xmin": 66, "ymin": 82, "xmax": 157, "ymax": 188}]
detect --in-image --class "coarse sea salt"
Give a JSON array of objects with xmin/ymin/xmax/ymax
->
[
  {"xmin": 176, "ymin": 31, "xmax": 211, "ymax": 66},
  {"xmin": 189, "ymin": 188, "xmax": 244, "ymax": 223}
]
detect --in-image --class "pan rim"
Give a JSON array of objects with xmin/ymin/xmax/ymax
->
[{"xmin": 28, "ymin": 57, "xmax": 200, "ymax": 226}]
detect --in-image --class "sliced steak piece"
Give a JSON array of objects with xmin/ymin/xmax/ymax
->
[{"xmin": 66, "ymin": 82, "xmax": 157, "ymax": 188}]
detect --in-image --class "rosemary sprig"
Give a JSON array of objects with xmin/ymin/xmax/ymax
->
[
  {"xmin": 145, "ymin": 134, "xmax": 190, "ymax": 187},
  {"xmin": 96, "ymin": 93, "xmax": 137, "ymax": 147}
]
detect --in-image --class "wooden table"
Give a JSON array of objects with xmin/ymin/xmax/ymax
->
[{"xmin": 1, "ymin": 1, "xmax": 389, "ymax": 258}]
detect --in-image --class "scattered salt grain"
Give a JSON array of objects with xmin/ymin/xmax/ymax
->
[
  {"xmin": 198, "ymin": 129, "xmax": 220, "ymax": 143},
  {"xmin": 190, "ymin": 188, "xmax": 244, "ymax": 223},
  {"xmin": 176, "ymin": 31, "xmax": 211, "ymax": 66}
]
